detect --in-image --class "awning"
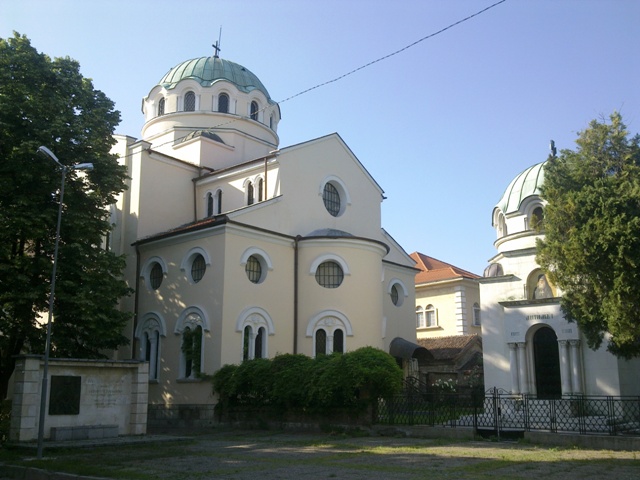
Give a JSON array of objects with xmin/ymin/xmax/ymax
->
[{"xmin": 389, "ymin": 337, "xmax": 434, "ymax": 362}]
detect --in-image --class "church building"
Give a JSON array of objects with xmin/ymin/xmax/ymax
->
[
  {"xmin": 109, "ymin": 51, "xmax": 418, "ymax": 405},
  {"xmin": 480, "ymin": 161, "xmax": 640, "ymax": 397}
]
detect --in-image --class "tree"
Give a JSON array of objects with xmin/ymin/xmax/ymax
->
[
  {"xmin": 0, "ymin": 33, "xmax": 131, "ymax": 399},
  {"xmin": 537, "ymin": 112, "xmax": 640, "ymax": 358}
]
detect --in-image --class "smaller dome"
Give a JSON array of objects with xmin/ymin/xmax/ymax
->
[
  {"xmin": 306, "ymin": 228, "xmax": 354, "ymax": 238},
  {"xmin": 179, "ymin": 130, "xmax": 225, "ymax": 144},
  {"xmin": 483, "ymin": 263, "xmax": 504, "ymax": 278},
  {"xmin": 158, "ymin": 56, "xmax": 274, "ymax": 102},
  {"xmin": 496, "ymin": 161, "xmax": 546, "ymax": 214}
]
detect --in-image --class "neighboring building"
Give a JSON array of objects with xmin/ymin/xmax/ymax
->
[
  {"xmin": 480, "ymin": 161, "xmax": 640, "ymax": 397},
  {"xmin": 416, "ymin": 334, "xmax": 483, "ymax": 393},
  {"xmin": 109, "ymin": 52, "xmax": 418, "ymax": 406},
  {"xmin": 411, "ymin": 252, "xmax": 481, "ymax": 339}
]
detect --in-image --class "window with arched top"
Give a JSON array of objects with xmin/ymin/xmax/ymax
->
[
  {"xmin": 247, "ymin": 182, "xmax": 254, "ymax": 205},
  {"xmin": 184, "ymin": 91, "xmax": 196, "ymax": 111},
  {"xmin": 206, "ymin": 192, "xmax": 214, "ymax": 217},
  {"xmin": 257, "ymin": 178, "xmax": 264, "ymax": 202},
  {"xmin": 216, "ymin": 189, "xmax": 223, "ymax": 214},
  {"xmin": 157, "ymin": 97, "xmax": 165, "ymax": 116},
  {"xmin": 250, "ymin": 101, "xmax": 259, "ymax": 121},
  {"xmin": 498, "ymin": 213, "xmax": 508, "ymax": 238},
  {"xmin": 425, "ymin": 304, "xmax": 437, "ymax": 327},
  {"xmin": 218, "ymin": 93, "xmax": 229, "ymax": 113},
  {"xmin": 416, "ymin": 306, "xmax": 425, "ymax": 328},
  {"xmin": 531, "ymin": 206, "xmax": 544, "ymax": 230},
  {"xmin": 473, "ymin": 303, "xmax": 481, "ymax": 326}
]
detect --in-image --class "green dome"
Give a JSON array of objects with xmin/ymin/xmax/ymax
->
[
  {"xmin": 497, "ymin": 161, "xmax": 546, "ymax": 214},
  {"xmin": 158, "ymin": 56, "xmax": 273, "ymax": 101}
]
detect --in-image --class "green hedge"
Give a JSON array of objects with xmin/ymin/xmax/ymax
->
[{"xmin": 212, "ymin": 347, "xmax": 402, "ymax": 416}]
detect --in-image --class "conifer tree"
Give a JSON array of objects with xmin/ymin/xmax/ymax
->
[{"xmin": 537, "ymin": 112, "xmax": 640, "ymax": 358}]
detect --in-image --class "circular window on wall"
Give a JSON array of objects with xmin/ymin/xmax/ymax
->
[
  {"xmin": 245, "ymin": 255, "xmax": 264, "ymax": 284},
  {"xmin": 191, "ymin": 254, "xmax": 206, "ymax": 283},
  {"xmin": 323, "ymin": 182, "xmax": 341, "ymax": 217},
  {"xmin": 315, "ymin": 261, "xmax": 344, "ymax": 288},
  {"xmin": 149, "ymin": 262, "xmax": 164, "ymax": 290},
  {"xmin": 390, "ymin": 284, "xmax": 400, "ymax": 306}
]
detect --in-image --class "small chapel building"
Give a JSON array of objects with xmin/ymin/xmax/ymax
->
[
  {"xmin": 109, "ymin": 52, "xmax": 418, "ymax": 406},
  {"xmin": 480, "ymin": 160, "xmax": 640, "ymax": 398}
]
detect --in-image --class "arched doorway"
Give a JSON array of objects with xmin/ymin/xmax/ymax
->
[{"xmin": 533, "ymin": 327, "xmax": 561, "ymax": 399}]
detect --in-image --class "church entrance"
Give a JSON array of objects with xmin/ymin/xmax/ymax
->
[{"xmin": 533, "ymin": 327, "xmax": 561, "ymax": 399}]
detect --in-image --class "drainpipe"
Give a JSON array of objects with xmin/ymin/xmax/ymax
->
[
  {"xmin": 132, "ymin": 244, "xmax": 141, "ymax": 360},
  {"xmin": 294, "ymin": 235, "xmax": 301, "ymax": 353}
]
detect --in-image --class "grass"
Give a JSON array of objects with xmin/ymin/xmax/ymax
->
[{"xmin": 1, "ymin": 431, "xmax": 639, "ymax": 479}]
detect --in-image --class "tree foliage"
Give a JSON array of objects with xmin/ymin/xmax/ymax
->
[
  {"xmin": 0, "ymin": 33, "xmax": 131, "ymax": 398},
  {"xmin": 212, "ymin": 348, "xmax": 403, "ymax": 415},
  {"xmin": 537, "ymin": 112, "xmax": 640, "ymax": 358}
]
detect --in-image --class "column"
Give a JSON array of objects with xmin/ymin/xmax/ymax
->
[
  {"xmin": 569, "ymin": 340, "xmax": 583, "ymax": 394},
  {"xmin": 517, "ymin": 343, "xmax": 529, "ymax": 394},
  {"xmin": 558, "ymin": 340, "xmax": 571, "ymax": 395},
  {"xmin": 327, "ymin": 334, "xmax": 334, "ymax": 354},
  {"xmin": 248, "ymin": 330, "xmax": 255, "ymax": 360},
  {"xmin": 508, "ymin": 343, "xmax": 519, "ymax": 394}
]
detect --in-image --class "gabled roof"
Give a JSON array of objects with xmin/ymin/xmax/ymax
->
[
  {"xmin": 417, "ymin": 334, "xmax": 482, "ymax": 361},
  {"xmin": 410, "ymin": 252, "xmax": 480, "ymax": 284}
]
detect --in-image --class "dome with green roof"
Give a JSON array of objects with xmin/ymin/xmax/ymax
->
[
  {"xmin": 158, "ymin": 56, "xmax": 274, "ymax": 102},
  {"xmin": 496, "ymin": 161, "xmax": 546, "ymax": 214}
]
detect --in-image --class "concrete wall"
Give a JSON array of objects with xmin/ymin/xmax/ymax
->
[{"xmin": 10, "ymin": 356, "xmax": 148, "ymax": 442}]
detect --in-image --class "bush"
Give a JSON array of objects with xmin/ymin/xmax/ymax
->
[{"xmin": 212, "ymin": 347, "xmax": 403, "ymax": 418}]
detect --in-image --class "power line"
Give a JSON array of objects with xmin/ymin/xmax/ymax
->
[{"xmin": 117, "ymin": 0, "xmax": 508, "ymax": 161}]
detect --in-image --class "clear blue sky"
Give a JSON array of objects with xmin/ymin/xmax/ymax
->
[{"xmin": 3, "ymin": 0, "xmax": 639, "ymax": 275}]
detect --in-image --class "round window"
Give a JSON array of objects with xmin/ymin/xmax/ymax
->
[
  {"xmin": 315, "ymin": 261, "xmax": 344, "ymax": 288},
  {"xmin": 149, "ymin": 262, "xmax": 163, "ymax": 290},
  {"xmin": 245, "ymin": 255, "xmax": 263, "ymax": 284},
  {"xmin": 322, "ymin": 182, "xmax": 341, "ymax": 217},
  {"xmin": 191, "ymin": 254, "xmax": 206, "ymax": 283}
]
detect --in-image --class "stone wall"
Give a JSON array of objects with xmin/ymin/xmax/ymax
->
[{"xmin": 9, "ymin": 355, "xmax": 148, "ymax": 442}]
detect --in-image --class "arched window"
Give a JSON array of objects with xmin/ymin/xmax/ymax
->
[
  {"xmin": 498, "ymin": 213, "xmax": 508, "ymax": 238},
  {"xmin": 531, "ymin": 206, "xmax": 544, "ymax": 230},
  {"xmin": 257, "ymin": 178, "xmax": 264, "ymax": 202},
  {"xmin": 182, "ymin": 325, "xmax": 202, "ymax": 378},
  {"xmin": 333, "ymin": 329, "xmax": 344, "ymax": 354},
  {"xmin": 269, "ymin": 114, "xmax": 274, "ymax": 129},
  {"xmin": 184, "ymin": 91, "xmax": 196, "ymax": 112},
  {"xmin": 416, "ymin": 306, "xmax": 425, "ymax": 328},
  {"xmin": 425, "ymin": 304, "xmax": 437, "ymax": 327},
  {"xmin": 473, "ymin": 303, "xmax": 481, "ymax": 326},
  {"xmin": 216, "ymin": 189, "xmax": 223, "ymax": 214},
  {"xmin": 307, "ymin": 310, "xmax": 352, "ymax": 357},
  {"xmin": 237, "ymin": 307, "xmax": 274, "ymax": 361},
  {"xmin": 218, "ymin": 93, "xmax": 229, "ymax": 113},
  {"xmin": 136, "ymin": 313, "xmax": 166, "ymax": 381},
  {"xmin": 315, "ymin": 329, "xmax": 327, "ymax": 355},
  {"xmin": 157, "ymin": 97, "xmax": 165, "ymax": 116},
  {"xmin": 250, "ymin": 101, "xmax": 259, "ymax": 121},
  {"xmin": 206, "ymin": 192, "xmax": 214, "ymax": 217},
  {"xmin": 247, "ymin": 182, "xmax": 254, "ymax": 205}
]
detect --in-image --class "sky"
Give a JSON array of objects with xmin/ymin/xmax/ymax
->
[{"xmin": 2, "ymin": 0, "xmax": 639, "ymax": 276}]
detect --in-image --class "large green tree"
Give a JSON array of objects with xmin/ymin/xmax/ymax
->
[
  {"xmin": 537, "ymin": 112, "xmax": 640, "ymax": 358},
  {"xmin": 0, "ymin": 33, "xmax": 131, "ymax": 399}
]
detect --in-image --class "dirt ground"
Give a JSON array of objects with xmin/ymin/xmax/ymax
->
[{"xmin": 3, "ymin": 430, "xmax": 640, "ymax": 479}]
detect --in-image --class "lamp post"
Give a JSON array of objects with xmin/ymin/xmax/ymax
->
[{"xmin": 36, "ymin": 146, "xmax": 93, "ymax": 459}]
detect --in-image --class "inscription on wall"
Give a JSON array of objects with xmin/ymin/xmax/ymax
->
[{"xmin": 525, "ymin": 313, "xmax": 554, "ymax": 321}]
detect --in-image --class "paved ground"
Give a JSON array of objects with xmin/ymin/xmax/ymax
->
[{"xmin": 2, "ymin": 430, "xmax": 640, "ymax": 479}]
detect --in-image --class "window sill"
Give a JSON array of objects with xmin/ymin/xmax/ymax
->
[
  {"xmin": 417, "ymin": 326, "xmax": 441, "ymax": 330},
  {"xmin": 176, "ymin": 378, "xmax": 203, "ymax": 383}
]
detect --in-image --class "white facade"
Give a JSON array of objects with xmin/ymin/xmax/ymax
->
[
  {"xmin": 110, "ymin": 55, "xmax": 417, "ymax": 405},
  {"xmin": 480, "ymin": 161, "xmax": 640, "ymax": 397}
]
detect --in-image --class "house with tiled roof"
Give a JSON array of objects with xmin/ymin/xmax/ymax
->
[
  {"xmin": 417, "ymin": 334, "xmax": 483, "ymax": 392},
  {"xmin": 410, "ymin": 252, "xmax": 481, "ymax": 339}
]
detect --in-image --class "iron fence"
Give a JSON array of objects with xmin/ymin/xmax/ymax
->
[{"xmin": 376, "ymin": 387, "xmax": 640, "ymax": 437}]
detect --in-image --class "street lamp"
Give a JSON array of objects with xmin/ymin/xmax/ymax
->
[{"xmin": 36, "ymin": 146, "xmax": 93, "ymax": 459}]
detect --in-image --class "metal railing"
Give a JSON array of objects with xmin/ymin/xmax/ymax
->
[{"xmin": 376, "ymin": 387, "xmax": 640, "ymax": 437}]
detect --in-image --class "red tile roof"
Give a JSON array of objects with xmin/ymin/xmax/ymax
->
[
  {"xmin": 417, "ymin": 334, "xmax": 482, "ymax": 361},
  {"xmin": 410, "ymin": 252, "xmax": 480, "ymax": 285}
]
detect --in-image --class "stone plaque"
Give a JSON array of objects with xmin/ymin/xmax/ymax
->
[{"xmin": 49, "ymin": 375, "xmax": 81, "ymax": 415}]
